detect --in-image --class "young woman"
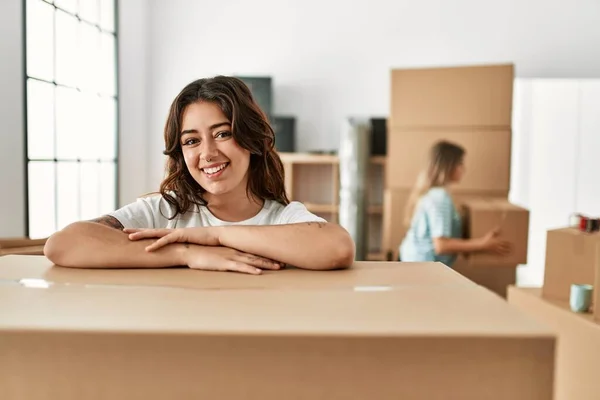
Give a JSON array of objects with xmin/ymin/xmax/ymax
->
[
  {"xmin": 399, "ymin": 140, "xmax": 510, "ymax": 266},
  {"xmin": 44, "ymin": 76, "xmax": 355, "ymax": 274}
]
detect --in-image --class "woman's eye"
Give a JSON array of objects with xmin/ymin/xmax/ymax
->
[
  {"xmin": 182, "ymin": 138, "xmax": 199, "ymax": 146},
  {"xmin": 215, "ymin": 131, "xmax": 232, "ymax": 139}
]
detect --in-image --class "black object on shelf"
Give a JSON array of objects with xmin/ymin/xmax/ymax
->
[
  {"xmin": 235, "ymin": 76, "xmax": 273, "ymax": 119},
  {"xmin": 272, "ymin": 116, "xmax": 296, "ymax": 152},
  {"xmin": 370, "ymin": 118, "xmax": 387, "ymax": 155}
]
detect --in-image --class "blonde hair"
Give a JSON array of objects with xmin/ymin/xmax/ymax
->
[{"xmin": 404, "ymin": 140, "xmax": 466, "ymax": 226}]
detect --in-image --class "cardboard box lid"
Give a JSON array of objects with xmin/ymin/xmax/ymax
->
[
  {"xmin": 0, "ymin": 256, "xmax": 475, "ymax": 290},
  {"xmin": 0, "ymin": 277, "xmax": 553, "ymax": 338},
  {"xmin": 462, "ymin": 198, "xmax": 528, "ymax": 212},
  {"xmin": 390, "ymin": 63, "xmax": 514, "ymax": 128},
  {"xmin": 0, "ymin": 256, "xmax": 553, "ymax": 339},
  {"xmin": 548, "ymin": 227, "xmax": 600, "ymax": 240}
]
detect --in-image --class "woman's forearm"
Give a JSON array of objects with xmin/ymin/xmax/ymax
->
[
  {"xmin": 216, "ymin": 222, "xmax": 355, "ymax": 270},
  {"xmin": 44, "ymin": 222, "xmax": 186, "ymax": 268},
  {"xmin": 433, "ymin": 237, "xmax": 483, "ymax": 255}
]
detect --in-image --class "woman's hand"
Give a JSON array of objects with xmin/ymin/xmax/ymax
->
[
  {"xmin": 181, "ymin": 245, "xmax": 282, "ymax": 275},
  {"xmin": 478, "ymin": 228, "xmax": 512, "ymax": 256},
  {"xmin": 124, "ymin": 227, "xmax": 220, "ymax": 251}
]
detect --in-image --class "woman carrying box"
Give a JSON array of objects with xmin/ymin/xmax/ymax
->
[
  {"xmin": 399, "ymin": 141, "xmax": 510, "ymax": 266},
  {"xmin": 44, "ymin": 76, "xmax": 355, "ymax": 273}
]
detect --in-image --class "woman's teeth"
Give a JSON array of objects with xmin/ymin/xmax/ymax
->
[{"xmin": 203, "ymin": 163, "xmax": 227, "ymax": 174}]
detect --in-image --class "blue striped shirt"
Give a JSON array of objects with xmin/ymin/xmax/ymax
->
[{"xmin": 399, "ymin": 187, "xmax": 462, "ymax": 267}]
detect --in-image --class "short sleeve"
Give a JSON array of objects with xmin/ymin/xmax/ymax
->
[
  {"xmin": 109, "ymin": 195, "xmax": 171, "ymax": 229},
  {"xmin": 275, "ymin": 201, "xmax": 327, "ymax": 224},
  {"xmin": 425, "ymin": 194, "xmax": 456, "ymax": 238}
]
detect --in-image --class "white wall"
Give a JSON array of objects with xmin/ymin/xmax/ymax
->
[
  {"xmin": 511, "ymin": 79, "xmax": 600, "ymax": 286},
  {"xmin": 118, "ymin": 0, "xmax": 150, "ymax": 205},
  {"xmin": 142, "ymin": 0, "xmax": 600, "ymax": 190},
  {"xmin": 0, "ymin": 0, "xmax": 26, "ymax": 237}
]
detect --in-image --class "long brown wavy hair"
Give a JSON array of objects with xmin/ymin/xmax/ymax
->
[
  {"xmin": 404, "ymin": 140, "xmax": 465, "ymax": 226},
  {"xmin": 159, "ymin": 76, "xmax": 289, "ymax": 218}
]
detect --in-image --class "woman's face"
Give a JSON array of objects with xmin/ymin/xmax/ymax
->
[
  {"xmin": 451, "ymin": 158, "xmax": 466, "ymax": 183},
  {"xmin": 179, "ymin": 101, "xmax": 251, "ymax": 197}
]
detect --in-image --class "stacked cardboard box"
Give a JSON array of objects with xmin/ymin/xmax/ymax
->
[
  {"xmin": 382, "ymin": 63, "xmax": 530, "ymax": 297},
  {"xmin": 541, "ymin": 227, "xmax": 600, "ymax": 321},
  {"xmin": 506, "ymin": 227, "xmax": 600, "ymax": 400}
]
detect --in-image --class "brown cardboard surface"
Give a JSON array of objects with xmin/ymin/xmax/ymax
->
[
  {"xmin": 453, "ymin": 258, "xmax": 517, "ymax": 298},
  {"xmin": 386, "ymin": 128, "xmax": 511, "ymax": 192},
  {"xmin": 0, "ymin": 255, "xmax": 475, "ymax": 290},
  {"xmin": 389, "ymin": 63, "xmax": 514, "ymax": 129},
  {"xmin": 382, "ymin": 189, "xmax": 508, "ymax": 261},
  {"xmin": 462, "ymin": 198, "xmax": 529, "ymax": 265},
  {"xmin": 0, "ymin": 255, "xmax": 555, "ymax": 399},
  {"xmin": 542, "ymin": 228, "xmax": 600, "ymax": 301},
  {"xmin": 508, "ymin": 286, "xmax": 600, "ymax": 400}
]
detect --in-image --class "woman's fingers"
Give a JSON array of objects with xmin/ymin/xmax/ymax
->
[
  {"xmin": 236, "ymin": 252, "xmax": 281, "ymax": 270},
  {"xmin": 227, "ymin": 261, "xmax": 262, "ymax": 275},
  {"xmin": 127, "ymin": 229, "xmax": 173, "ymax": 241},
  {"xmin": 123, "ymin": 228, "xmax": 144, "ymax": 234},
  {"xmin": 144, "ymin": 233, "xmax": 182, "ymax": 252}
]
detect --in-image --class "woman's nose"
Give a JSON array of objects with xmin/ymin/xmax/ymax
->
[{"xmin": 201, "ymin": 139, "xmax": 219, "ymax": 161}]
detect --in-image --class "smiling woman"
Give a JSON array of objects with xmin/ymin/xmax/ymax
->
[{"xmin": 43, "ymin": 76, "xmax": 355, "ymax": 274}]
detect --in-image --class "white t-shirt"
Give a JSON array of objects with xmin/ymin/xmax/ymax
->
[{"xmin": 109, "ymin": 195, "xmax": 326, "ymax": 229}]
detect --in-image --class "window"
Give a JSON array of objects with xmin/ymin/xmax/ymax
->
[{"xmin": 25, "ymin": 0, "xmax": 118, "ymax": 238}]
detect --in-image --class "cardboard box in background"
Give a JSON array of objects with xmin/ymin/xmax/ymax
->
[
  {"xmin": 0, "ymin": 237, "xmax": 47, "ymax": 248},
  {"xmin": 389, "ymin": 64, "xmax": 514, "ymax": 129},
  {"xmin": 382, "ymin": 189, "xmax": 411, "ymax": 260},
  {"xmin": 595, "ymin": 246, "xmax": 600, "ymax": 323},
  {"xmin": 508, "ymin": 286, "xmax": 600, "ymax": 400},
  {"xmin": 0, "ymin": 256, "xmax": 555, "ymax": 400},
  {"xmin": 542, "ymin": 228, "xmax": 600, "ymax": 301},
  {"xmin": 386, "ymin": 128, "xmax": 512, "ymax": 192},
  {"xmin": 453, "ymin": 257, "xmax": 517, "ymax": 298},
  {"xmin": 462, "ymin": 199, "xmax": 529, "ymax": 265}
]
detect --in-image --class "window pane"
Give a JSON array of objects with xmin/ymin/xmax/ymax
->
[
  {"xmin": 79, "ymin": 0, "xmax": 99, "ymax": 25},
  {"xmin": 54, "ymin": 0, "xmax": 77, "ymax": 14},
  {"xmin": 79, "ymin": 24, "xmax": 101, "ymax": 93},
  {"xmin": 100, "ymin": 33, "xmax": 116, "ymax": 96},
  {"xmin": 55, "ymin": 10, "xmax": 79, "ymax": 88},
  {"xmin": 99, "ymin": 0, "xmax": 115, "ymax": 32},
  {"xmin": 99, "ymin": 162, "xmax": 116, "ymax": 214},
  {"xmin": 78, "ymin": 93, "xmax": 101, "ymax": 159},
  {"xmin": 97, "ymin": 97, "xmax": 117, "ymax": 159},
  {"xmin": 81, "ymin": 161, "xmax": 100, "ymax": 219},
  {"xmin": 26, "ymin": 0, "xmax": 54, "ymax": 81},
  {"xmin": 27, "ymin": 79, "xmax": 55, "ymax": 159},
  {"xmin": 56, "ymin": 162, "xmax": 80, "ymax": 229},
  {"xmin": 28, "ymin": 162, "xmax": 56, "ymax": 238},
  {"xmin": 55, "ymin": 86, "xmax": 81, "ymax": 160}
]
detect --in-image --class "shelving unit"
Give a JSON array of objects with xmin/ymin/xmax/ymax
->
[{"xmin": 279, "ymin": 152, "xmax": 386, "ymax": 261}]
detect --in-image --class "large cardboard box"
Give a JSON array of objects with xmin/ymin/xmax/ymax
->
[
  {"xmin": 390, "ymin": 64, "xmax": 514, "ymax": 129},
  {"xmin": 462, "ymin": 199, "xmax": 529, "ymax": 266},
  {"xmin": 508, "ymin": 286, "xmax": 600, "ymax": 400},
  {"xmin": 453, "ymin": 257, "xmax": 517, "ymax": 298},
  {"xmin": 0, "ymin": 255, "xmax": 555, "ymax": 400},
  {"xmin": 386, "ymin": 128, "xmax": 512, "ymax": 192},
  {"xmin": 542, "ymin": 228, "xmax": 600, "ymax": 301}
]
